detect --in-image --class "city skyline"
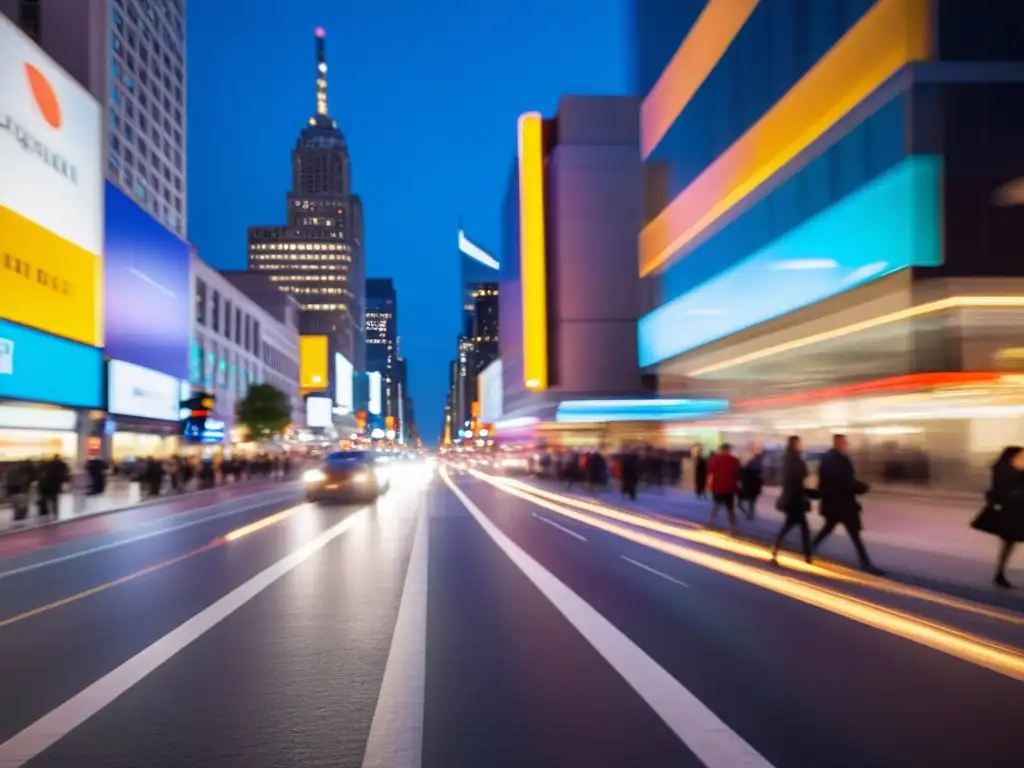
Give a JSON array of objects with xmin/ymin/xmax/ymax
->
[{"xmin": 186, "ymin": 0, "xmax": 630, "ymax": 441}]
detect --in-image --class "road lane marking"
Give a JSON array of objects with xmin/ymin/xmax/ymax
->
[
  {"xmin": 486, "ymin": 474, "xmax": 1024, "ymax": 628},
  {"xmin": 0, "ymin": 543, "xmax": 218, "ymax": 629},
  {"xmin": 0, "ymin": 503, "xmax": 309, "ymax": 630},
  {"xmin": 362, "ymin": 504, "xmax": 429, "ymax": 768},
  {"xmin": 0, "ymin": 491, "xmax": 297, "ymax": 581},
  {"xmin": 476, "ymin": 473, "xmax": 1024, "ymax": 681},
  {"xmin": 0, "ymin": 506, "xmax": 370, "ymax": 767},
  {"xmin": 441, "ymin": 469, "xmax": 774, "ymax": 768},
  {"xmin": 621, "ymin": 555, "xmax": 690, "ymax": 588},
  {"xmin": 533, "ymin": 512, "xmax": 587, "ymax": 541}
]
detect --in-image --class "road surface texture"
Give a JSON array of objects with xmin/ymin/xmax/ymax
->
[{"xmin": 0, "ymin": 462, "xmax": 1020, "ymax": 767}]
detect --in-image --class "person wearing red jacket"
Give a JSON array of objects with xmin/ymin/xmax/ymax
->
[{"xmin": 707, "ymin": 443, "xmax": 741, "ymax": 533}]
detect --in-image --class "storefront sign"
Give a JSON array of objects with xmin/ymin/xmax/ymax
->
[
  {"xmin": 0, "ymin": 318, "xmax": 101, "ymax": 408},
  {"xmin": 182, "ymin": 416, "xmax": 225, "ymax": 444},
  {"xmin": 0, "ymin": 404, "xmax": 77, "ymax": 431},
  {"xmin": 0, "ymin": 16, "xmax": 102, "ymax": 346},
  {"xmin": 108, "ymin": 360, "xmax": 180, "ymax": 421}
]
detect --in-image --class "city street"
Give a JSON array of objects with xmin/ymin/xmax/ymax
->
[{"xmin": 0, "ymin": 464, "xmax": 1021, "ymax": 767}]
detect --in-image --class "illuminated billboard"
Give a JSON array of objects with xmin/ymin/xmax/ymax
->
[
  {"xmin": 300, "ymin": 335, "xmax": 329, "ymax": 390},
  {"xmin": 105, "ymin": 184, "xmax": 191, "ymax": 379},
  {"xmin": 367, "ymin": 371, "xmax": 382, "ymax": 416},
  {"xmin": 108, "ymin": 360, "xmax": 180, "ymax": 421},
  {"xmin": 0, "ymin": 318, "xmax": 102, "ymax": 408},
  {"xmin": 478, "ymin": 359, "xmax": 503, "ymax": 424},
  {"xmin": 638, "ymin": 156, "xmax": 942, "ymax": 367},
  {"xmin": 517, "ymin": 111, "xmax": 548, "ymax": 390},
  {"xmin": 0, "ymin": 15, "xmax": 103, "ymax": 346},
  {"xmin": 334, "ymin": 352, "xmax": 353, "ymax": 414},
  {"xmin": 306, "ymin": 396, "xmax": 333, "ymax": 428}
]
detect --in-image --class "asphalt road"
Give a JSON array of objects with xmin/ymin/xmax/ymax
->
[{"xmin": 0, "ymin": 463, "xmax": 1020, "ymax": 767}]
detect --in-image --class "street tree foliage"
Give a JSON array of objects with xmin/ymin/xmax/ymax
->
[{"xmin": 235, "ymin": 383, "xmax": 291, "ymax": 441}]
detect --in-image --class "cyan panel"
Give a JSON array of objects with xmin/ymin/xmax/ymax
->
[
  {"xmin": 658, "ymin": 93, "xmax": 908, "ymax": 302},
  {"xmin": 638, "ymin": 155, "xmax": 943, "ymax": 367}
]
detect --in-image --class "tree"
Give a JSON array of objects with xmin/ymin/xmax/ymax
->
[{"xmin": 235, "ymin": 383, "xmax": 291, "ymax": 441}]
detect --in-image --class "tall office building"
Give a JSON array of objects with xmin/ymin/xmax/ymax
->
[
  {"xmin": 2, "ymin": 0, "xmax": 187, "ymax": 235},
  {"xmin": 458, "ymin": 223, "xmax": 500, "ymax": 334},
  {"xmin": 248, "ymin": 27, "xmax": 365, "ymax": 369},
  {"xmin": 365, "ymin": 278, "xmax": 398, "ymax": 423}
]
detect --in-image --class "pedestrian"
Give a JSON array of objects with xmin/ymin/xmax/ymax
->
[
  {"xmin": 707, "ymin": 443, "xmax": 741, "ymax": 534},
  {"xmin": 971, "ymin": 445, "xmax": 1024, "ymax": 588},
  {"xmin": 620, "ymin": 449, "xmax": 641, "ymax": 501},
  {"xmin": 813, "ymin": 434, "xmax": 884, "ymax": 575},
  {"xmin": 693, "ymin": 445, "xmax": 708, "ymax": 500},
  {"xmin": 770, "ymin": 436, "xmax": 815, "ymax": 565},
  {"xmin": 739, "ymin": 447, "xmax": 764, "ymax": 520}
]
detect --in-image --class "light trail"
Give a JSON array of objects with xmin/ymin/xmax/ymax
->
[
  {"xmin": 468, "ymin": 471, "xmax": 1024, "ymax": 681},
  {"xmin": 479, "ymin": 472, "xmax": 1024, "ymax": 628}
]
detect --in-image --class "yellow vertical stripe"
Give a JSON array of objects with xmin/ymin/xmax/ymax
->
[
  {"xmin": 640, "ymin": 0, "xmax": 933, "ymax": 277},
  {"xmin": 641, "ymin": 0, "xmax": 760, "ymax": 159},
  {"xmin": 299, "ymin": 335, "xmax": 329, "ymax": 391},
  {"xmin": 517, "ymin": 112, "xmax": 548, "ymax": 391}
]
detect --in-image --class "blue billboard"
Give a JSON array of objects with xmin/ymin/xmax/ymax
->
[
  {"xmin": 0, "ymin": 319, "xmax": 102, "ymax": 408},
  {"xmin": 638, "ymin": 156, "xmax": 943, "ymax": 367},
  {"xmin": 104, "ymin": 183, "xmax": 190, "ymax": 379}
]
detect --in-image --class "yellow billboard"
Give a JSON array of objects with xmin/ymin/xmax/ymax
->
[
  {"xmin": 0, "ymin": 204, "xmax": 102, "ymax": 346},
  {"xmin": 300, "ymin": 335, "xmax": 329, "ymax": 391}
]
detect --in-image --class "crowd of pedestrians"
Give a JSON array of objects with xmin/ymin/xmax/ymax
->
[
  {"xmin": 0, "ymin": 452, "xmax": 297, "ymax": 525},
  {"xmin": 531, "ymin": 434, "xmax": 1024, "ymax": 586}
]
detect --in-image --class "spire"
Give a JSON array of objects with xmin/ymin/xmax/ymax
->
[{"xmin": 315, "ymin": 27, "xmax": 328, "ymax": 117}]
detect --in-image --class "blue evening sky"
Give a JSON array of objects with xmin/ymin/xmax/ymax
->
[{"xmin": 187, "ymin": 0, "xmax": 630, "ymax": 441}]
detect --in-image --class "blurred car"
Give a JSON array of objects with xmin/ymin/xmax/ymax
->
[
  {"xmin": 495, "ymin": 455, "xmax": 530, "ymax": 476},
  {"xmin": 304, "ymin": 450, "xmax": 391, "ymax": 502}
]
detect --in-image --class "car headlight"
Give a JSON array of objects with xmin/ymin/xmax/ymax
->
[
  {"xmin": 352, "ymin": 470, "xmax": 371, "ymax": 483},
  {"xmin": 303, "ymin": 468, "xmax": 326, "ymax": 483}
]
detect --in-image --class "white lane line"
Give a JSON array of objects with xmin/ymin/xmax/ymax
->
[
  {"xmin": 533, "ymin": 512, "xmax": 588, "ymax": 541},
  {"xmin": 0, "ymin": 506, "xmax": 371, "ymax": 768},
  {"xmin": 0, "ymin": 491, "xmax": 295, "ymax": 580},
  {"xmin": 620, "ymin": 556, "xmax": 690, "ymax": 588},
  {"xmin": 361, "ymin": 503, "xmax": 429, "ymax": 767},
  {"xmin": 441, "ymin": 469, "xmax": 774, "ymax": 768}
]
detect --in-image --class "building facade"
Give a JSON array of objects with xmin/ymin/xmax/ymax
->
[
  {"xmin": 0, "ymin": 13, "xmax": 105, "ymax": 463},
  {"xmin": 190, "ymin": 253, "xmax": 303, "ymax": 441},
  {"xmin": 3, "ymin": 0, "xmax": 188, "ymax": 236},
  {"xmin": 634, "ymin": 0, "xmax": 1024, "ymax": 490},
  {"xmin": 247, "ymin": 28, "xmax": 365, "ymax": 370},
  {"xmin": 494, "ymin": 95, "xmax": 650, "ymax": 442},
  {"xmin": 365, "ymin": 278, "xmax": 398, "ymax": 426}
]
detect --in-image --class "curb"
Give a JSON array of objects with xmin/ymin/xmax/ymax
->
[{"xmin": 0, "ymin": 480, "xmax": 299, "ymax": 540}]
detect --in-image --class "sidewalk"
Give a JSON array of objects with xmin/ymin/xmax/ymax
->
[
  {"xmin": 0, "ymin": 477, "xmax": 287, "ymax": 537},
  {"xmin": 527, "ymin": 479, "xmax": 1023, "ymax": 600}
]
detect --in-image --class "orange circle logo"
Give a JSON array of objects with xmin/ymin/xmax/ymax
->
[{"xmin": 24, "ymin": 63, "xmax": 62, "ymax": 129}]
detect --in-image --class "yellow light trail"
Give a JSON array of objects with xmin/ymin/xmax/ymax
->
[
  {"xmin": 469, "ymin": 472, "xmax": 1024, "ymax": 680},
  {"xmin": 481, "ymin": 473, "xmax": 1024, "ymax": 628}
]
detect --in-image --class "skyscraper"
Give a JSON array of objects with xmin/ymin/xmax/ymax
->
[
  {"xmin": 458, "ymin": 223, "xmax": 499, "ymax": 335},
  {"xmin": 365, "ymin": 278, "xmax": 398, "ymax": 423},
  {"xmin": 247, "ymin": 27, "xmax": 365, "ymax": 369},
  {"xmin": 2, "ymin": 0, "xmax": 188, "ymax": 235}
]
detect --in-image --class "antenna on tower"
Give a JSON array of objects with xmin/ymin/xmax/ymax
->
[{"xmin": 315, "ymin": 27, "xmax": 328, "ymax": 117}]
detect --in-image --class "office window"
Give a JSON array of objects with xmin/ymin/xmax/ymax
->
[
  {"xmin": 253, "ymin": 322, "xmax": 260, "ymax": 357},
  {"xmin": 244, "ymin": 316, "xmax": 251, "ymax": 352},
  {"xmin": 196, "ymin": 278, "xmax": 206, "ymax": 325},
  {"xmin": 235, "ymin": 307, "xmax": 242, "ymax": 344},
  {"xmin": 224, "ymin": 301, "xmax": 232, "ymax": 339},
  {"xmin": 211, "ymin": 290, "xmax": 220, "ymax": 333}
]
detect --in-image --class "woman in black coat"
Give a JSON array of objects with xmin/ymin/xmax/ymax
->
[
  {"xmin": 972, "ymin": 445, "xmax": 1024, "ymax": 588},
  {"xmin": 770, "ymin": 436, "xmax": 815, "ymax": 565}
]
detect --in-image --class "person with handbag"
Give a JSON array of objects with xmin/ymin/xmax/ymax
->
[
  {"xmin": 770, "ymin": 436, "xmax": 816, "ymax": 565},
  {"xmin": 971, "ymin": 445, "xmax": 1024, "ymax": 588}
]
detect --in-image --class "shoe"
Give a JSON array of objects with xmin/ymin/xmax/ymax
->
[{"xmin": 995, "ymin": 574, "xmax": 1015, "ymax": 589}]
